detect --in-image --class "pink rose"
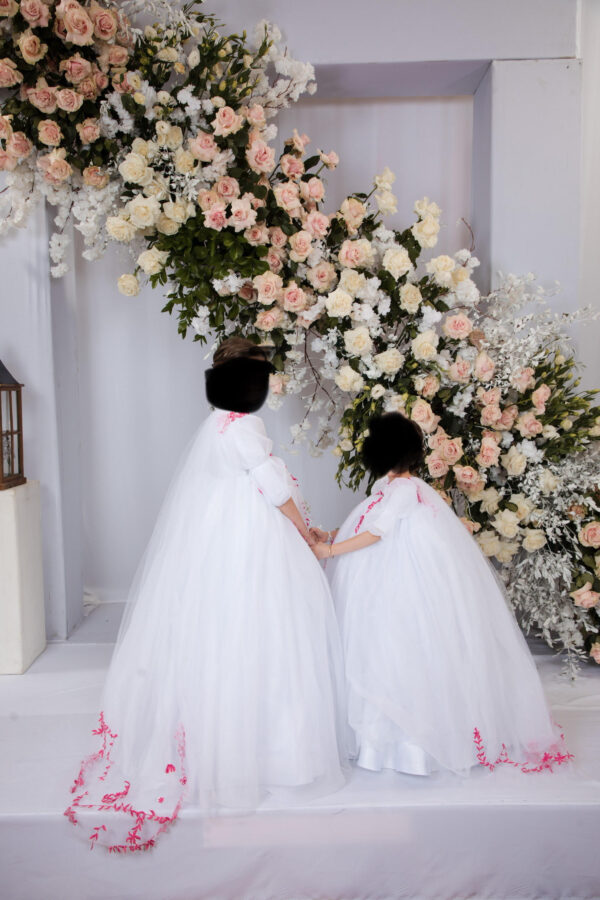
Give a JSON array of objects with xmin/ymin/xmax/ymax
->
[
  {"xmin": 20, "ymin": 0, "xmax": 50, "ymax": 27},
  {"xmin": 38, "ymin": 119, "xmax": 63, "ymax": 147},
  {"xmin": 419, "ymin": 374, "xmax": 440, "ymax": 399},
  {"xmin": 448, "ymin": 357, "xmax": 472, "ymax": 383},
  {"xmin": 570, "ymin": 582, "xmax": 600, "ymax": 609},
  {"xmin": 282, "ymin": 283, "xmax": 307, "ymax": 313},
  {"xmin": 246, "ymin": 139, "xmax": 275, "ymax": 175},
  {"xmin": 532, "ymin": 383, "xmax": 551, "ymax": 413},
  {"xmin": 340, "ymin": 197, "xmax": 366, "ymax": 235},
  {"xmin": 188, "ymin": 131, "xmax": 218, "ymax": 162},
  {"xmin": 511, "ymin": 367, "xmax": 535, "ymax": 393},
  {"xmin": 76, "ymin": 117, "xmax": 100, "ymax": 145},
  {"xmin": 0, "ymin": 58, "xmax": 23, "ymax": 88},
  {"xmin": 476, "ymin": 436, "xmax": 501, "ymax": 468},
  {"xmin": 338, "ymin": 239, "xmax": 372, "ymax": 270},
  {"xmin": 215, "ymin": 176, "xmax": 240, "ymax": 201},
  {"xmin": 18, "ymin": 29, "xmax": 47, "ymax": 64},
  {"xmin": 108, "ymin": 45, "xmax": 130, "ymax": 67},
  {"xmin": 410, "ymin": 398, "xmax": 440, "ymax": 434},
  {"xmin": 289, "ymin": 129, "xmax": 310, "ymax": 153},
  {"xmin": 443, "ymin": 313, "xmax": 473, "ymax": 340},
  {"xmin": 197, "ymin": 189, "xmax": 219, "ymax": 211},
  {"xmin": 474, "ymin": 351, "xmax": 495, "ymax": 382},
  {"xmin": 61, "ymin": 2, "xmax": 95, "ymax": 46},
  {"xmin": 482, "ymin": 430, "xmax": 501, "ymax": 444},
  {"xmin": 428, "ymin": 427, "xmax": 448, "ymax": 452},
  {"xmin": 301, "ymin": 176, "xmax": 325, "ymax": 202},
  {"xmin": 454, "ymin": 465, "xmax": 485, "ymax": 495},
  {"xmin": 280, "ymin": 153, "xmax": 304, "ymax": 179},
  {"xmin": 245, "ymin": 104, "xmax": 266, "ymax": 128},
  {"xmin": 0, "ymin": 149, "xmax": 17, "ymax": 171},
  {"xmin": 319, "ymin": 149, "xmax": 339, "ymax": 169},
  {"xmin": 28, "ymin": 82, "xmax": 57, "ymax": 114},
  {"xmin": 82, "ymin": 165, "xmax": 109, "ymax": 188},
  {"xmin": 499, "ymin": 405, "xmax": 518, "ymax": 430},
  {"xmin": 269, "ymin": 226, "xmax": 287, "ymax": 249},
  {"xmin": 112, "ymin": 71, "xmax": 136, "ymax": 94},
  {"xmin": 305, "ymin": 210, "xmax": 330, "ymax": 239},
  {"xmin": 203, "ymin": 202, "xmax": 228, "ymax": 231},
  {"xmin": 426, "ymin": 452, "xmax": 449, "ymax": 479},
  {"xmin": 460, "ymin": 518, "xmax": 481, "ymax": 535},
  {"xmin": 480, "ymin": 404, "xmax": 502, "ymax": 427},
  {"xmin": 274, "ymin": 181, "xmax": 302, "ymax": 217},
  {"xmin": 229, "ymin": 197, "xmax": 256, "ymax": 233},
  {"xmin": 289, "ymin": 230, "xmax": 312, "ymax": 262},
  {"xmin": 56, "ymin": 88, "xmax": 83, "ymax": 113},
  {"xmin": 516, "ymin": 410, "xmax": 543, "ymax": 438},
  {"xmin": 579, "ymin": 521, "xmax": 600, "ymax": 549},
  {"xmin": 266, "ymin": 247, "xmax": 284, "ymax": 273},
  {"xmin": 0, "ymin": 0, "xmax": 17, "ymax": 16},
  {"xmin": 0, "ymin": 116, "xmax": 12, "ymax": 140},
  {"xmin": 307, "ymin": 261, "xmax": 337, "ymax": 293},
  {"xmin": 89, "ymin": 1, "xmax": 117, "ymax": 40},
  {"xmin": 238, "ymin": 282, "xmax": 255, "ymax": 302},
  {"xmin": 244, "ymin": 224, "xmax": 269, "ymax": 246},
  {"xmin": 212, "ymin": 106, "xmax": 243, "ymax": 137},
  {"xmin": 269, "ymin": 373, "xmax": 287, "ymax": 395},
  {"xmin": 77, "ymin": 76, "xmax": 98, "ymax": 100},
  {"xmin": 60, "ymin": 54, "xmax": 92, "ymax": 84},
  {"xmin": 253, "ymin": 271, "xmax": 283, "ymax": 304},
  {"xmin": 479, "ymin": 387, "xmax": 501, "ymax": 406},
  {"xmin": 94, "ymin": 70, "xmax": 109, "ymax": 92},
  {"xmin": 6, "ymin": 131, "xmax": 32, "ymax": 159},
  {"xmin": 37, "ymin": 148, "xmax": 72, "ymax": 184},
  {"xmin": 439, "ymin": 437, "xmax": 463, "ymax": 465},
  {"xmin": 590, "ymin": 643, "xmax": 600, "ymax": 664},
  {"xmin": 255, "ymin": 306, "xmax": 284, "ymax": 332}
]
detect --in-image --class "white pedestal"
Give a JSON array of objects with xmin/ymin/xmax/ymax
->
[{"xmin": 0, "ymin": 480, "xmax": 46, "ymax": 674}]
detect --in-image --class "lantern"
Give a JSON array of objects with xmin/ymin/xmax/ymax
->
[{"xmin": 0, "ymin": 360, "xmax": 26, "ymax": 490}]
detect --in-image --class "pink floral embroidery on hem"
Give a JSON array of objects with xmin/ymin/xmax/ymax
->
[
  {"xmin": 354, "ymin": 491, "xmax": 384, "ymax": 534},
  {"xmin": 473, "ymin": 726, "xmax": 573, "ymax": 773},
  {"xmin": 64, "ymin": 712, "xmax": 188, "ymax": 853},
  {"xmin": 218, "ymin": 411, "xmax": 247, "ymax": 434}
]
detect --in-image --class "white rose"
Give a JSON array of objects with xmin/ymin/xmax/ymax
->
[
  {"xmin": 492, "ymin": 508, "xmax": 521, "ymax": 539},
  {"xmin": 126, "ymin": 194, "xmax": 160, "ymax": 229},
  {"xmin": 118, "ymin": 273, "xmax": 139, "ymax": 296},
  {"xmin": 523, "ymin": 529, "xmax": 547, "ymax": 552},
  {"xmin": 374, "ymin": 166, "xmax": 396, "ymax": 191},
  {"xmin": 383, "ymin": 245, "xmax": 413, "ymax": 280},
  {"xmin": 118, "ymin": 152, "xmax": 151, "ymax": 185},
  {"xmin": 502, "ymin": 446, "xmax": 527, "ymax": 477},
  {"xmin": 426, "ymin": 254, "xmax": 456, "ymax": 287},
  {"xmin": 106, "ymin": 215, "xmax": 136, "ymax": 242},
  {"xmin": 374, "ymin": 348, "xmax": 405, "ymax": 376},
  {"xmin": 385, "ymin": 393, "xmax": 407, "ymax": 413},
  {"xmin": 411, "ymin": 213, "xmax": 440, "ymax": 248},
  {"xmin": 540, "ymin": 470, "xmax": 559, "ymax": 494},
  {"xmin": 344, "ymin": 326, "xmax": 373, "ymax": 357},
  {"xmin": 137, "ymin": 247, "xmax": 169, "ymax": 275},
  {"xmin": 399, "ymin": 283, "xmax": 422, "ymax": 313},
  {"xmin": 156, "ymin": 214, "xmax": 180, "ymax": 235},
  {"xmin": 411, "ymin": 329, "xmax": 439, "ymax": 361},
  {"xmin": 476, "ymin": 530, "xmax": 502, "ymax": 557},
  {"xmin": 325, "ymin": 288, "xmax": 353, "ymax": 318},
  {"xmin": 376, "ymin": 190, "xmax": 397, "ymax": 215},
  {"xmin": 335, "ymin": 365, "xmax": 364, "ymax": 392},
  {"xmin": 371, "ymin": 384, "xmax": 386, "ymax": 399},
  {"xmin": 339, "ymin": 268, "xmax": 366, "ymax": 297},
  {"xmin": 414, "ymin": 197, "xmax": 441, "ymax": 219}
]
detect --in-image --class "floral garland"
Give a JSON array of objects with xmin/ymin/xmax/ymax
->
[{"xmin": 0, "ymin": 0, "xmax": 599, "ymax": 668}]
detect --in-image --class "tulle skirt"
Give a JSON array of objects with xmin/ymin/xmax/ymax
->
[{"xmin": 328, "ymin": 482, "xmax": 569, "ymax": 777}]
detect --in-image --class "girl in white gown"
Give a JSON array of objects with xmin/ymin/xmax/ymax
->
[
  {"xmin": 314, "ymin": 413, "xmax": 570, "ymax": 778},
  {"xmin": 65, "ymin": 338, "xmax": 349, "ymax": 852}
]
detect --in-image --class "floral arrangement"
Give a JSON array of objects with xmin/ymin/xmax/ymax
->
[{"xmin": 0, "ymin": 0, "xmax": 598, "ymax": 668}]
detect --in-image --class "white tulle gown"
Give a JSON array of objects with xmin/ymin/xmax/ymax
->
[
  {"xmin": 328, "ymin": 475, "xmax": 570, "ymax": 777},
  {"xmin": 65, "ymin": 410, "xmax": 349, "ymax": 852}
]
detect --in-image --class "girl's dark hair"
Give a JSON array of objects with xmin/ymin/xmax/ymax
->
[
  {"xmin": 205, "ymin": 338, "xmax": 274, "ymax": 414},
  {"xmin": 361, "ymin": 413, "xmax": 425, "ymax": 477}
]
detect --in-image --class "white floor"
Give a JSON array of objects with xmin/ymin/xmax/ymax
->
[{"xmin": 1, "ymin": 608, "xmax": 600, "ymax": 899}]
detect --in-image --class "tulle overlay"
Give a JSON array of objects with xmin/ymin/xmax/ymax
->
[
  {"xmin": 328, "ymin": 476, "xmax": 571, "ymax": 777},
  {"xmin": 65, "ymin": 411, "xmax": 349, "ymax": 851}
]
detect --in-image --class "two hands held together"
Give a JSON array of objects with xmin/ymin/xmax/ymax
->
[{"xmin": 307, "ymin": 527, "xmax": 339, "ymax": 560}]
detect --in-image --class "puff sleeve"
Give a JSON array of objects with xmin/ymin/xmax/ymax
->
[
  {"xmin": 367, "ymin": 479, "xmax": 420, "ymax": 538},
  {"xmin": 229, "ymin": 415, "xmax": 292, "ymax": 507}
]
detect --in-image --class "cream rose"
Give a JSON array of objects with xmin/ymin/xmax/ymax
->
[
  {"xmin": 502, "ymin": 446, "xmax": 527, "ymax": 477},
  {"xmin": 579, "ymin": 521, "xmax": 600, "ymax": 549},
  {"xmin": 371, "ymin": 384, "xmax": 386, "ymax": 400},
  {"xmin": 163, "ymin": 200, "xmax": 193, "ymax": 224},
  {"xmin": 374, "ymin": 348, "xmax": 405, "ymax": 376},
  {"xmin": 411, "ymin": 330, "xmax": 439, "ymax": 362},
  {"xmin": 477, "ymin": 487, "xmax": 501, "ymax": 515},
  {"xmin": 383, "ymin": 245, "xmax": 413, "ymax": 280},
  {"xmin": 344, "ymin": 326, "xmax": 373, "ymax": 358},
  {"xmin": 335, "ymin": 365, "xmax": 365, "ymax": 392},
  {"xmin": 117, "ymin": 274, "xmax": 139, "ymax": 296},
  {"xmin": 426, "ymin": 254, "xmax": 455, "ymax": 287},
  {"xmin": 156, "ymin": 214, "xmax": 180, "ymax": 236},
  {"xmin": 491, "ymin": 508, "xmax": 521, "ymax": 539},
  {"xmin": 125, "ymin": 194, "xmax": 160, "ymax": 229},
  {"xmin": 18, "ymin": 30, "xmax": 47, "ymax": 64},
  {"xmin": 174, "ymin": 148, "xmax": 196, "ymax": 174},
  {"xmin": 522, "ymin": 529, "xmax": 547, "ymax": 552},
  {"xmin": 540, "ymin": 470, "xmax": 559, "ymax": 495},
  {"xmin": 137, "ymin": 247, "xmax": 168, "ymax": 276},
  {"xmin": 477, "ymin": 530, "xmax": 503, "ymax": 558},
  {"xmin": 106, "ymin": 216, "xmax": 136, "ymax": 242},
  {"xmin": 496, "ymin": 541, "xmax": 520, "ymax": 564},
  {"xmin": 325, "ymin": 288, "xmax": 353, "ymax": 318},
  {"xmin": 399, "ymin": 283, "xmax": 422, "ymax": 314},
  {"xmin": 412, "ymin": 213, "xmax": 440, "ymax": 249}
]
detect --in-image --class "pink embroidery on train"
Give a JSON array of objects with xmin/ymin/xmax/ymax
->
[
  {"xmin": 218, "ymin": 411, "xmax": 247, "ymax": 434},
  {"xmin": 354, "ymin": 491, "xmax": 384, "ymax": 534},
  {"xmin": 64, "ymin": 712, "xmax": 188, "ymax": 853},
  {"xmin": 473, "ymin": 726, "xmax": 572, "ymax": 773}
]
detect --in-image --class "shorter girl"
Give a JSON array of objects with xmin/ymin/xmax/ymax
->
[{"xmin": 314, "ymin": 413, "xmax": 570, "ymax": 777}]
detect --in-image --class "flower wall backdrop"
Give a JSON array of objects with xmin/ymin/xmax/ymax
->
[{"xmin": 0, "ymin": 0, "xmax": 598, "ymax": 667}]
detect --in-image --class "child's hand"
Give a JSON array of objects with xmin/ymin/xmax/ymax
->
[
  {"xmin": 310, "ymin": 527, "xmax": 329, "ymax": 543},
  {"xmin": 312, "ymin": 542, "xmax": 331, "ymax": 561}
]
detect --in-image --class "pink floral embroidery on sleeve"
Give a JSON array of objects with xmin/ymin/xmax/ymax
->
[
  {"xmin": 354, "ymin": 491, "xmax": 384, "ymax": 534},
  {"xmin": 218, "ymin": 411, "xmax": 247, "ymax": 434}
]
